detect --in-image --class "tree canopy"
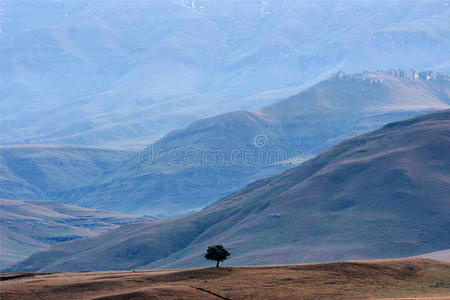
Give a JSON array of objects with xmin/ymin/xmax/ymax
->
[{"xmin": 205, "ymin": 245, "xmax": 231, "ymax": 267}]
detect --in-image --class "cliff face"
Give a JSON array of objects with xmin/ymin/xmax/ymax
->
[{"xmin": 332, "ymin": 70, "xmax": 450, "ymax": 82}]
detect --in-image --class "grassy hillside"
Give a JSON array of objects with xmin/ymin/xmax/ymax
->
[
  {"xmin": 0, "ymin": 199, "xmax": 153, "ymax": 268},
  {"xmin": 0, "ymin": 145, "xmax": 134, "ymax": 201},
  {"xmin": 9, "ymin": 109, "xmax": 450, "ymax": 272},
  {"xmin": 1, "ymin": 259, "xmax": 449, "ymax": 299},
  {"xmin": 62, "ymin": 71, "xmax": 450, "ymax": 217}
]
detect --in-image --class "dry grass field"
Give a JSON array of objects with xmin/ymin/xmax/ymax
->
[{"xmin": 1, "ymin": 258, "xmax": 449, "ymax": 300}]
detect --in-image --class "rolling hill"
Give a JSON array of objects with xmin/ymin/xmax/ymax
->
[
  {"xmin": 0, "ymin": 145, "xmax": 134, "ymax": 200},
  {"xmin": 2, "ymin": 0, "xmax": 450, "ymax": 147},
  {"xmin": 59, "ymin": 70, "xmax": 450, "ymax": 217},
  {"xmin": 0, "ymin": 199, "xmax": 154, "ymax": 269},
  {"xmin": 9, "ymin": 109, "xmax": 450, "ymax": 272}
]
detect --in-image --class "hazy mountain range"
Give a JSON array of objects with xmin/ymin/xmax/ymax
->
[
  {"xmin": 2, "ymin": 71, "xmax": 448, "ymax": 217},
  {"xmin": 2, "ymin": 0, "xmax": 450, "ymax": 147},
  {"xmin": 0, "ymin": 199, "xmax": 154, "ymax": 268},
  {"xmin": 8, "ymin": 110, "xmax": 449, "ymax": 272},
  {"xmin": 0, "ymin": 145, "xmax": 133, "ymax": 201},
  {"xmin": 2, "ymin": 0, "xmax": 450, "ymax": 274}
]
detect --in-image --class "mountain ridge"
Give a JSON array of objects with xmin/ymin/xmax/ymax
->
[
  {"xmin": 8, "ymin": 109, "xmax": 450, "ymax": 272},
  {"xmin": 1, "ymin": 70, "xmax": 449, "ymax": 217},
  {"xmin": 2, "ymin": 0, "xmax": 449, "ymax": 146},
  {"xmin": 57, "ymin": 70, "xmax": 450, "ymax": 217}
]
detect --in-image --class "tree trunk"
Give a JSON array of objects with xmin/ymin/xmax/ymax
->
[{"xmin": 216, "ymin": 260, "xmax": 220, "ymax": 268}]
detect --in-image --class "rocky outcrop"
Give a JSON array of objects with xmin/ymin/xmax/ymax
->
[{"xmin": 331, "ymin": 69, "xmax": 450, "ymax": 83}]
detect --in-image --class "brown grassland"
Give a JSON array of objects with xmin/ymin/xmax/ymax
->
[{"xmin": 1, "ymin": 258, "xmax": 449, "ymax": 300}]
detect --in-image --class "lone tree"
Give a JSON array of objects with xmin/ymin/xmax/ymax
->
[{"xmin": 205, "ymin": 245, "xmax": 230, "ymax": 268}]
